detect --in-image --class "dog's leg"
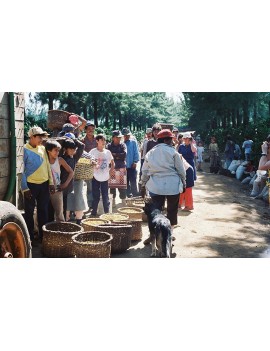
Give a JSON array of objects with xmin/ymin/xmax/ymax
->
[
  {"xmin": 150, "ymin": 231, "xmax": 158, "ymax": 257},
  {"xmin": 156, "ymin": 232, "xmax": 162, "ymax": 257},
  {"xmin": 151, "ymin": 238, "xmax": 157, "ymax": 257}
]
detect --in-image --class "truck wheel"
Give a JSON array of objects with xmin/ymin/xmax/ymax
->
[{"xmin": 0, "ymin": 201, "xmax": 32, "ymax": 258}]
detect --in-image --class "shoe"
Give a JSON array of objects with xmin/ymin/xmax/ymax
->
[
  {"xmin": 250, "ymin": 193, "xmax": 258, "ymax": 197},
  {"xmin": 172, "ymin": 236, "xmax": 176, "ymax": 241},
  {"xmin": 143, "ymin": 236, "xmax": 151, "ymax": 245},
  {"xmin": 182, "ymin": 207, "xmax": 194, "ymax": 211}
]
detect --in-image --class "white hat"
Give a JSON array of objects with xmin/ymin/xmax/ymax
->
[
  {"xmin": 182, "ymin": 132, "xmax": 192, "ymax": 139},
  {"xmin": 28, "ymin": 126, "xmax": 49, "ymax": 137},
  {"xmin": 146, "ymin": 128, "xmax": 152, "ymax": 133}
]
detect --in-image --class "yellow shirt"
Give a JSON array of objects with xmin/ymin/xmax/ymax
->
[{"xmin": 21, "ymin": 143, "xmax": 54, "ymax": 191}]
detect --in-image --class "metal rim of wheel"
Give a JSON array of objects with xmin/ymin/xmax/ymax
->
[{"xmin": 0, "ymin": 222, "xmax": 27, "ymax": 258}]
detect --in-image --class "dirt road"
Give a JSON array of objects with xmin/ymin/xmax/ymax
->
[{"xmin": 32, "ymin": 171, "xmax": 270, "ymax": 258}]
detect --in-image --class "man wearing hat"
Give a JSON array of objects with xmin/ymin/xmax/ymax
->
[
  {"xmin": 81, "ymin": 121, "xmax": 97, "ymax": 212},
  {"xmin": 21, "ymin": 126, "xmax": 55, "ymax": 245},
  {"xmin": 122, "ymin": 127, "xmax": 140, "ymax": 197},
  {"xmin": 141, "ymin": 129, "xmax": 186, "ymax": 244},
  {"xmin": 107, "ymin": 130, "xmax": 127, "ymax": 206}
]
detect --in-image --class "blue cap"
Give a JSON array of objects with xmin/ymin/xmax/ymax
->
[{"xmin": 65, "ymin": 132, "xmax": 76, "ymax": 139}]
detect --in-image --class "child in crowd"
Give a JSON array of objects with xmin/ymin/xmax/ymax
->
[
  {"xmin": 45, "ymin": 139, "xmax": 74, "ymax": 222},
  {"xmin": 21, "ymin": 126, "xmax": 55, "ymax": 244},
  {"xmin": 60, "ymin": 136, "xmax": 85, "ymax": 222},
  {"xmin": 196, "ymin": 141, "xmax": 204, "ymax": 172},
  {"xmin": 107, "ymin": 130, "xmax": 127, "ymax": 207},
  {"xmin": 90, "ymin": 134, "xmax": 115, "ymax": 216}
]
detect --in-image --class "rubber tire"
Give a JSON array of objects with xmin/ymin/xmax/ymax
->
[{"xmin": 0, "ymin": 201, "xmax": 32, "ymax": 258}]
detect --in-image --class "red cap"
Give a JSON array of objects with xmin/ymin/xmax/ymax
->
[
  {"xmin": 69, "ymin": 114, "xmax": 79, "ymax": 126},
  {"xmin": 157, "ymin": 129, "xmax": 174, "ymax": 139}
]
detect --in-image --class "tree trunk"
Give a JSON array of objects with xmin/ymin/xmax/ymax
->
[
  {"xmin": 242, "ymin": 100, "xmax": 249, "ymax": 126},
  {"xmin": 93, "ymin": 94, "xmax": 98, "ymax": 127},
  {"xmin": 236, "ymin": 108, "xmax": 242, "ymax": 127},
  {"xmin": 118, "ymin": 111, "xmax": 122, "ymax": 130},
  {"xmin": 113, "ymin": 115, "xmax": 116, "ymax": 130},
  {"xmin": 231, "ymin": 109, "xmax": 236, "ymax": 128},
  {"xmin": 83, "ymin": 105, "xmax": 88, "ymax": 119},
  {"xmin": 48, "ymin": 95, "xmax": 54, "ymax": 110},
  {"xmin": 105, "ymin": 112, "xmax": 109, "ymax": 128}
]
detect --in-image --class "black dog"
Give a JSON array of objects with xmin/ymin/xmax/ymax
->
[{"xmin": 144, "ymin": 201, "xmax": 172, "ymax": 258}]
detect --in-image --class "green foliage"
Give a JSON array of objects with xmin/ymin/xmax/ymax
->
[{"xmin": 31, "ymin": 92, "xmax": 184, "ymax": 133}]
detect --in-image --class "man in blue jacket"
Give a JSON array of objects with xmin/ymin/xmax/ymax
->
[{"xmin": 122, "ymin": 128, "xmax": 140, "ymax": 197}]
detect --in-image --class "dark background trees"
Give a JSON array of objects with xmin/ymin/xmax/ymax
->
[
  {"xmin": 26, "ymin": 92, "xmax": 270, "ymax": 160},
  {"xmin": 26, "ymin": 92, "xmax": 180, "ymax": 141}
]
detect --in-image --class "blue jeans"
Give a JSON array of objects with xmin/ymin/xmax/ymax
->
[
  {"xmin": 85, "ymin": 179, "xmax": 93, "ymax": 209},
  {"xmin": 126, "ymin": 168, "xmax": 139, "ymax": 197},
  {"xmin": 91, "ymin": 178, "xmax": 110, "ymax": 215},
  {"xmin": 24, "ymin": 181, "xmax": 50, "ymax": 241}
]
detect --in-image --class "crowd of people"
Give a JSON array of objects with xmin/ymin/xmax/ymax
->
[
  {"xmin": 205, "ymin": 134, "xmax": 270, "ymax": 204},
  {"xmin": 21, "ymin": 118, "xmax": 269, "ymax": 249}
]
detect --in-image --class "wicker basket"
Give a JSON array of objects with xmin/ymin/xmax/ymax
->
[
  {"xmin": 42, "ymin": 222, "xmax": 83, "ymax": 258},
  {"xmin": 81, "ymin": 218, "xmax": 110, "ymax": 231},
  {"xmin": 47, "ymin": 110, "xmax": 71, "ymax": 130},
  {"xmin": 113, "ymin": 220, "xmax": 143, "ymax": 241},
  {"xmin": 126, "ymin": 196, "xmax": 144, "ymax": 207},
  {"xmin": 130, "ymin": 203, "xmax": 148, "ymax": 222},
  {"xmin": 117, "ymin": 207, "xmax": 143, "ymax": 220},
  {"xmin": 100, "ymin": 213, "xmax": 129, "ymax": 222},
  {"xmin": 71, "ymin": 231, "xmax": 112, "ymax": 258},
  {"xmin": 74, "ymin": 158, "xmax": 94, "ymax": 180},
  {"xmin": 91, "ymin": 223, "xmax": 132, "ymax": 253}
]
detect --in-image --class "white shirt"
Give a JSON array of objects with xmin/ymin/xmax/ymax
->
[
  {"xmin": 141, "ymin": 143, "xmax": 186, "ymax": 195},
  {"xmin": 89, "ymin": 148, "xmax": 113, "ymax": 182}
]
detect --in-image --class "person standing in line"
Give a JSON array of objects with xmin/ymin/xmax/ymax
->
[
  {"xmin": 179, "ymin": 157, "xmax": 195, "ymax": 211},
  {"xmin": 45, "ymin": 139, "xmax": 74, "ymax": 222},
  {"xmin": 178, "ymin": 132, "xmax": 197, "ymax": 211},
  {"xmin": 21, "ymin": 126, "xmax": 55, "ymax": 245},
  {"xmin": 242, "ymin": 136, "xmax": 254, "ymax": 161},
  {"xmin": 141, "ymin": 129, "xmax": 186, "ymax": 244},
  {"xmin": 234, "ymin": 142, "xmax": 242, "ymax": 160},
  {"xmin": 81, "ymin": 121, "xmax": 97, "ymax": 212},
  {"xmin": 90, "ymin": 134, "xmax": 115, "ymax": 216},
  {"xmin": 60, "ymin": 136, "xmax": 85, "ymax": 222},
  {"xmin": 224, "ymin": 135, "xmax": 235, "ymax": 169},
  {"xmin": 209, "ymin": 136, "xmax": 219, "ymax": 173},
  {"xmin": 145, "ymin": 123, "xmax": 162, "ymax": 154},
  {"xmin": 196, "ymin": 141, "xmax": 205, "ymax": 172},
  {"xmin": 140, "ymin": 127, "xmax": 153, "ymax": 177},
  {"xmin": 175, "ymin": 133, "xmax": 183, "ymax": 150},
  {"xmin": 122, "ymin": 127, "xmax": 140, "ymax": 198},
  {"xmin": 172, "ymin": 127, "xmax": 179, "ymax": 147},
  {"xmin": 107, "ymin": 130, "xmax": 127, "ymax": 207}
]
